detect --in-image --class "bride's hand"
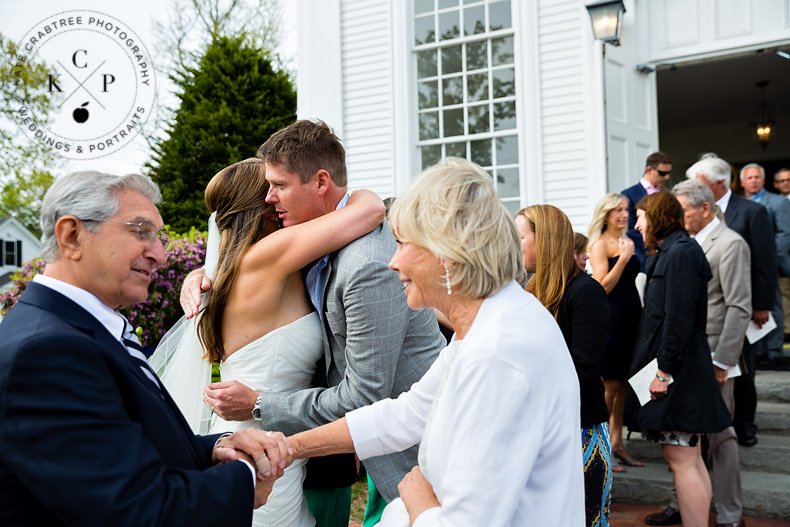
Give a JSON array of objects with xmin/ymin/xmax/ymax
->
[{"xmin": 180, "ymin": 268, "xmax": 212, "ymax": 318}]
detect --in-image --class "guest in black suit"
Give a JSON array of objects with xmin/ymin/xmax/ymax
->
[
  {"xmin": 687, "ymin": 155, "xmax": 777, "ymax": 447},
  {"xmin": 517, "ymin": 204, "xmax": 611, "ymax": 527},
  {"xmin": 628, "ymin": 192, "xmax": 731, "ymax": 527},
  {"xmin": 0, "ymin": 171, "xmax": 289, "ymax": 526},
  {"xmin": 621, "ymin": 151, "xmax": 673, "ymax": 271}
]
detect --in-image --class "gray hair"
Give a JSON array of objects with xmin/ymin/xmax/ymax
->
[
  {"xmin": 388, "ymin": 157, "xmax": 527, "ymax": 299},
  {"xmin": 686, "ymin": 156, "xmax": 732, "ymax": 186},
  {"xmin": 740, "ymin": 163, "xmax": 765, "ymax": 181},
  {"xmin": 40, "ymin": 171, "xmax": 161, "ymax": 262},
  {"xmin": 775, "ymin": 168, "xmax": 790, "ymax": 181},
  {"xmin": 673, "ymin": 178, "xmax": 716, "ymax": 209}
]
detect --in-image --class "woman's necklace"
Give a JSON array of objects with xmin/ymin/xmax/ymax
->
[{"xmin": 605, "ymin": 232, "xmax": 620, "ymax": 244}]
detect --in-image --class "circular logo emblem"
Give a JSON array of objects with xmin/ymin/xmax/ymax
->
[{"xmin": 6, "ymin": 10, "xmax": 157, "ymax": 160}]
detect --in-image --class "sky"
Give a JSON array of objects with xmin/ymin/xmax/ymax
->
[{"xmin": 1, "ymin": 0, "xmax": 297, "ymax": 177}]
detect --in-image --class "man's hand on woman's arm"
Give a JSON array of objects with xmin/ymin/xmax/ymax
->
[{"xmin": 203, "ymin": 380, "xmax": 260, "ymax": 421}]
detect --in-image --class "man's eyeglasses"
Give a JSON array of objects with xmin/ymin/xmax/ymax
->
[
  {"xmin": 654, "ymin": 168, "xmax": 671, "ymax": 177},
  {"xmin": 81, "ymin": 219, "xmax": 171, "ymax": 248}
]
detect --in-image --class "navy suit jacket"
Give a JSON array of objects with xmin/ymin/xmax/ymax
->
[
  {"xmin": 724, "ymin": 194, "xmax": 778, "ymax": 311},
  {"xmin": 0, "ymin": 283, "xmax": 254, "ymax": 527},
  {"xmin": 621, "ymin": 182, "xmax": 648, "ymax": 271},
  {"xmin": 756, "ymin": 191, "xmax": 790, "ymax": 277}
]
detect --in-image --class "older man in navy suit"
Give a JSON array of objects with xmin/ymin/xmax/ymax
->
[
  {"xmin": 621, "ymin": 151, "xmax": 673, "ymax": 271},
  {"xmin": 687, "ymin": 156, "xmax": 777, "ymax": 449},
  {"xmin": 0, "ymin": 171, "xmax": 289, "ymax": 526},
  {"xmin": 740, "ymin": 163, "xmax": 790, "ymax": 367}
]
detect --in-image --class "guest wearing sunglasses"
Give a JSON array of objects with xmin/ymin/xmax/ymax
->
[{"xmin": 622, "ymin": 152, "xmax": 674, "ymax": 271}]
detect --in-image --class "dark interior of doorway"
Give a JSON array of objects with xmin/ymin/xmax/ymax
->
[{"xmin": 657, "ymin": 48, "xmax": 790, "ymax": 191}]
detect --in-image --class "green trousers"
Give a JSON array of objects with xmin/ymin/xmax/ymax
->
[
  {"xmin": 304, "ymin": 487, "xmax": 352, "ymax": 527},
  {"xmin": 362, "ymin": 475, "xmax": 386, "ymax": 526}
]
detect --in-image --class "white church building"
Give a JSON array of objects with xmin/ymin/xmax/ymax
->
[{"xmin": 294, "ymin": 0, "xmax": 790, "ymax": 229}]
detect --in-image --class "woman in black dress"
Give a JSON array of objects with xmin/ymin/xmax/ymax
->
[
  {"xmin": 517, "ymin": 204, "xmax": 611, "ymax": 527},
  {"xmin": 629, "ymin": 192, "xmax": 730, "ymax": 527},
  {"xmin": 588, "ymin": 193, "xmax": 642, "ymax": 470}
]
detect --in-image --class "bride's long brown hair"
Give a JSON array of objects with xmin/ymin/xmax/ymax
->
[{"xmin": 197, "ymin": 158, "xmax": 278, "ymax": 362}]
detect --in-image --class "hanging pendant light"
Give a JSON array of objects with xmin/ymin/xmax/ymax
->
[{"xmin": 750, "ymin": 81, "xmax": 775, "ymax": 149}]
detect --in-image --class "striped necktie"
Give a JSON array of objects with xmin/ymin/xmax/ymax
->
[{"xmin": 121, "ymin": 320, "xmax": 162, "ymax": 390}]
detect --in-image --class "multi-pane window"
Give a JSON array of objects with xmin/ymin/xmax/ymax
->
[
  {"xmin": 2, "ymin": 240, "xmax": 22, "ymax": 267},
  {"xmin": 414, "ymin": 0, "xmax": 520, "ymax": 211}
]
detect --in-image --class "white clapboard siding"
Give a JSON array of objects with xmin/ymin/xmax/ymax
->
[
  {"xmin": 340, "ymin": 0, "xmax": 395, "ymax": 197},
  {"xmin": 536, "ymin": 0, "xmax": 592, "ymax": 229}
]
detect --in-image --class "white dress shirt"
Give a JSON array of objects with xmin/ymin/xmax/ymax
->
[
  {"xmin": 716, "ymin": 188, "xmax": 733, "ymax": 213},
  {"xmin": 346, "ymin": 281, "xmax": 585, "ymax": 526},
  {"xmin": 693, "ymin": 216, "xmax": 721, "ymax": 248}
]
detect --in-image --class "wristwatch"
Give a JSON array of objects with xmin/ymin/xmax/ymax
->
[
  {"xmin": 251, "ymin": 393, "xmax": 263, "ymax": 420},
  {"xmin": 655, "ymin": 373, "xmax": 670, "ymax": 382}
]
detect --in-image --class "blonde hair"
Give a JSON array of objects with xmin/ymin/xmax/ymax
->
[
  {"xmin": 388, "ymin": 158, "xmax": 527, "ymax": 299},
  {"xmin": 587, "ymin": 193, "xmax": 627, "ymax": 249},
  {"xmin": 518, "ymin": 205, "xmax": 578, "ymax": 318}
]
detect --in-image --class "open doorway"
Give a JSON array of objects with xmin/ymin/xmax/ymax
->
[{"xmin": 657, "ymin": 49, "xmax": 790, "ymax": 189}]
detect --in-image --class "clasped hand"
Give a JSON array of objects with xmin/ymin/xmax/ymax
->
[{"xmin": 212, "ymin": 429, "xmax": 294, "ymax": 507}]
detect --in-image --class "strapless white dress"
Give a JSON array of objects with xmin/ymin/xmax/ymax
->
[{"xmin": 211, "ymin": 313, "xmax": 324, "ymax": 527}]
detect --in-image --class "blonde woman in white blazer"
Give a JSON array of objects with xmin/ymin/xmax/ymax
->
[{"xmin": 283, "ymin": 159, "xmax": 585, "ymax": 526}]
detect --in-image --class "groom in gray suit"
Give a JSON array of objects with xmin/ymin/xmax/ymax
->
[
  {"xmin": 196, "ymin": 120, "xmax": 445, "ymax": 524},
  {"xmin": 646, "ymin": 179, "xmax": 750, "ymax": 527}
]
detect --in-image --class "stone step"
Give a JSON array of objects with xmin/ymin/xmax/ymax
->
[
  {"xmin": 755, "ymin": 370, "xmax": 790, "ymax": 403},
  {"xmin": 756, "ymin": 401, "xmax": 790, "ymax": 435},
  {"xmin": 612, "ymin": 462, "xmax": 790, "ymax": 520},
  {"xmin": 624, "ymin": 434, "xmax": 790, "ymax": 474}
]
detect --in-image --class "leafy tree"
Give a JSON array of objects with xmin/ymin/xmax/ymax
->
[
  {"xmin": 153, "ymin": 0, "xmax": 285, "ymax": 77},
  {"xmin": 148, "ymin": 34, "xmax": 296, "ymax": 232},
  {"xmin": 0, "ymin": 169, "xmax": 54, "ymax": 237},
  {"xmin": 1, "ymin": 33, "xmax": 61, "ymax": 232},
  {"xmin": 0, "ymin": 32, "xmax": 60, "ymax": 180}
]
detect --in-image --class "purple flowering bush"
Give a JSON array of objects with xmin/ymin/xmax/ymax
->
[
  {"xmin": 0, "ymin": 258, "xmax": 46, "ymax": 315},
  {"xmin": 121, "ymin": 227, "xmax": 207, "ymax": 349},
  {"xmin": 0, "ymin": 228, "xmax": 207, "ymax": 349}
]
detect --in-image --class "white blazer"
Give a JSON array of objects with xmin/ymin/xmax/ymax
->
[{"xmin": 347, "ymin": 281, "xmax": 585, "ymax": 526}]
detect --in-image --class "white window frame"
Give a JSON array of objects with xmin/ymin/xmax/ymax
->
[{"xmin": 407, "ymin": 0, "xmax": 525, "ymax": 213}]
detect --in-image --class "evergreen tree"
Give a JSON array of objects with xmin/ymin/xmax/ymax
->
[{"xmin": 149, "ymin": 34, "xmax": 296, "ymax": 232}]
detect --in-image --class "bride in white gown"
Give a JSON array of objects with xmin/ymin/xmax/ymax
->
[{"xmin": 150, "ymin": 157, "xmax": 385, "ymax": 527}]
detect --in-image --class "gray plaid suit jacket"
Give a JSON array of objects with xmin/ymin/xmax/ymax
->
[{"xmin": 258, "ymin": 219, "xmax": 445, "ymax": 501}]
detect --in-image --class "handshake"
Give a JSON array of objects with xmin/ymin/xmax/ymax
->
[{"xmin": 211, "ymin": 428, "xmax": 294, "ymax": 508}]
